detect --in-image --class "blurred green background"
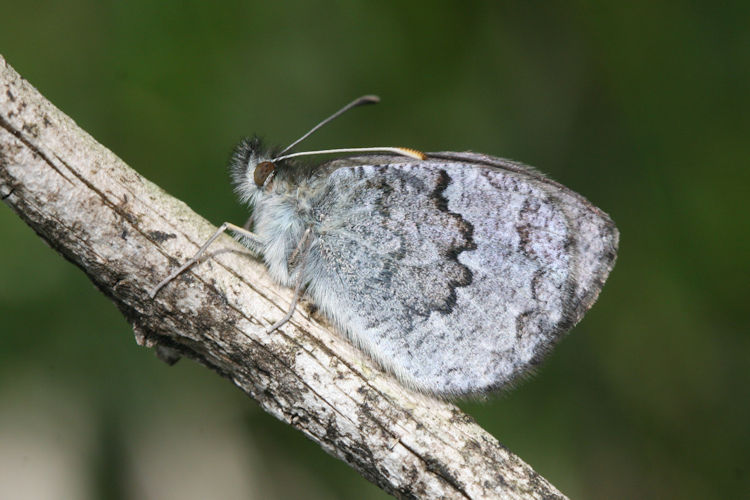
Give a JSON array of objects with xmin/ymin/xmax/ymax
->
[{"xmin": 1, "ymin": 2, "xmax": 748, "ymax": 499}]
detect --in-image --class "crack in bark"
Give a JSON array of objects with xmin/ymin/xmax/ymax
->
[{"xmin": 0, "ymin": 115, "xmax": 74, "ymax": 185}]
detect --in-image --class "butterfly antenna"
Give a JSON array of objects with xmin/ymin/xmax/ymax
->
[
  {"xmin": 276, "ymin": 95, "xmax": 380, "ymax": 157},
  {"xmin": 274, "ymin": 147, "xmax": 426, "ymax": 162}
]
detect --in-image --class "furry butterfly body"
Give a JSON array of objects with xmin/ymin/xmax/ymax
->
[{"xmin": 229, "ymin": 137, "xmax": 618, "ymax": 396}]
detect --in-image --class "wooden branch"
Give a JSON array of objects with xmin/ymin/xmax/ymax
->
[{"xmin": 0, "ymin": 54, "xmax": 567, "ymax": 499}]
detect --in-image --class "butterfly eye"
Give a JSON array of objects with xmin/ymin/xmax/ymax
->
[{"xmin": 253, "ymin": 161, "xmax": 276, "ymax": 187}]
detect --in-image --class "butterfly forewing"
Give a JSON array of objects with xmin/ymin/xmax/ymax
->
[{"xmin": 299, "ymin": 153, "xmax": 617, "ymax": 395}]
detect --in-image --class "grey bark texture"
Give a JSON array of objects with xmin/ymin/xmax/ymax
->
[{"xmin": 0, "ymin": 54, "xmax": 567, "ymax": 499}]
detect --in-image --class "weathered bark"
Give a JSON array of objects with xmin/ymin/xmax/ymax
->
[{"xmin": 0, "ymin": 54, "xmax": 567, "ymax": 499}]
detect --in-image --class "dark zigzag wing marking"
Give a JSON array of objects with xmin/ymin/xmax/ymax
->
[{"xmin": 309, "ymin": 165, "xmax": 475, "ymax": 332}]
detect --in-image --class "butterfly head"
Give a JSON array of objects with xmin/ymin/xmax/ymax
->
[{"xmin": 230, "ymin": 136, "xmax": 283, "ymax": 205}]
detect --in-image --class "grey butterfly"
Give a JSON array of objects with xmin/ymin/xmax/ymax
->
[{"xmin": 152, "ymin": 96, "xmax": 618, "ymax": 396}]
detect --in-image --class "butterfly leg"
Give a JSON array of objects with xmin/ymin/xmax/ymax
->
[
  {"xmin": 149, "ymin": 222, "xmax": 261, "ymax": 298},
  {"xmin": 265, "ymin": 228, "xmax": 313, "ymax": 334},
  {"xmin": 265, "ymin": 272, "xmax": 307, "ymax": 334}
]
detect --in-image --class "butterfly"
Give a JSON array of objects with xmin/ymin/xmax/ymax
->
[{"xmin": 151, "ymin": 96, "xmax": 618, "ymax": 396}]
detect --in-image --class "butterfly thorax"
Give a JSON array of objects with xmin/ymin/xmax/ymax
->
[{"xmin": 249, "ymin": 174, "xmax": 321, "ymax": 287}]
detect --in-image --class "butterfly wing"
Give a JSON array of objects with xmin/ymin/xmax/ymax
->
[{"xmin": 303, "ymin": 152, "xmax": 618, "ymax": 395}]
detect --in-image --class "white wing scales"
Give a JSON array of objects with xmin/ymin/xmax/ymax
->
[{"xmin": 300, "ymin": 153, "xmax": 618, "ymax": 395}]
